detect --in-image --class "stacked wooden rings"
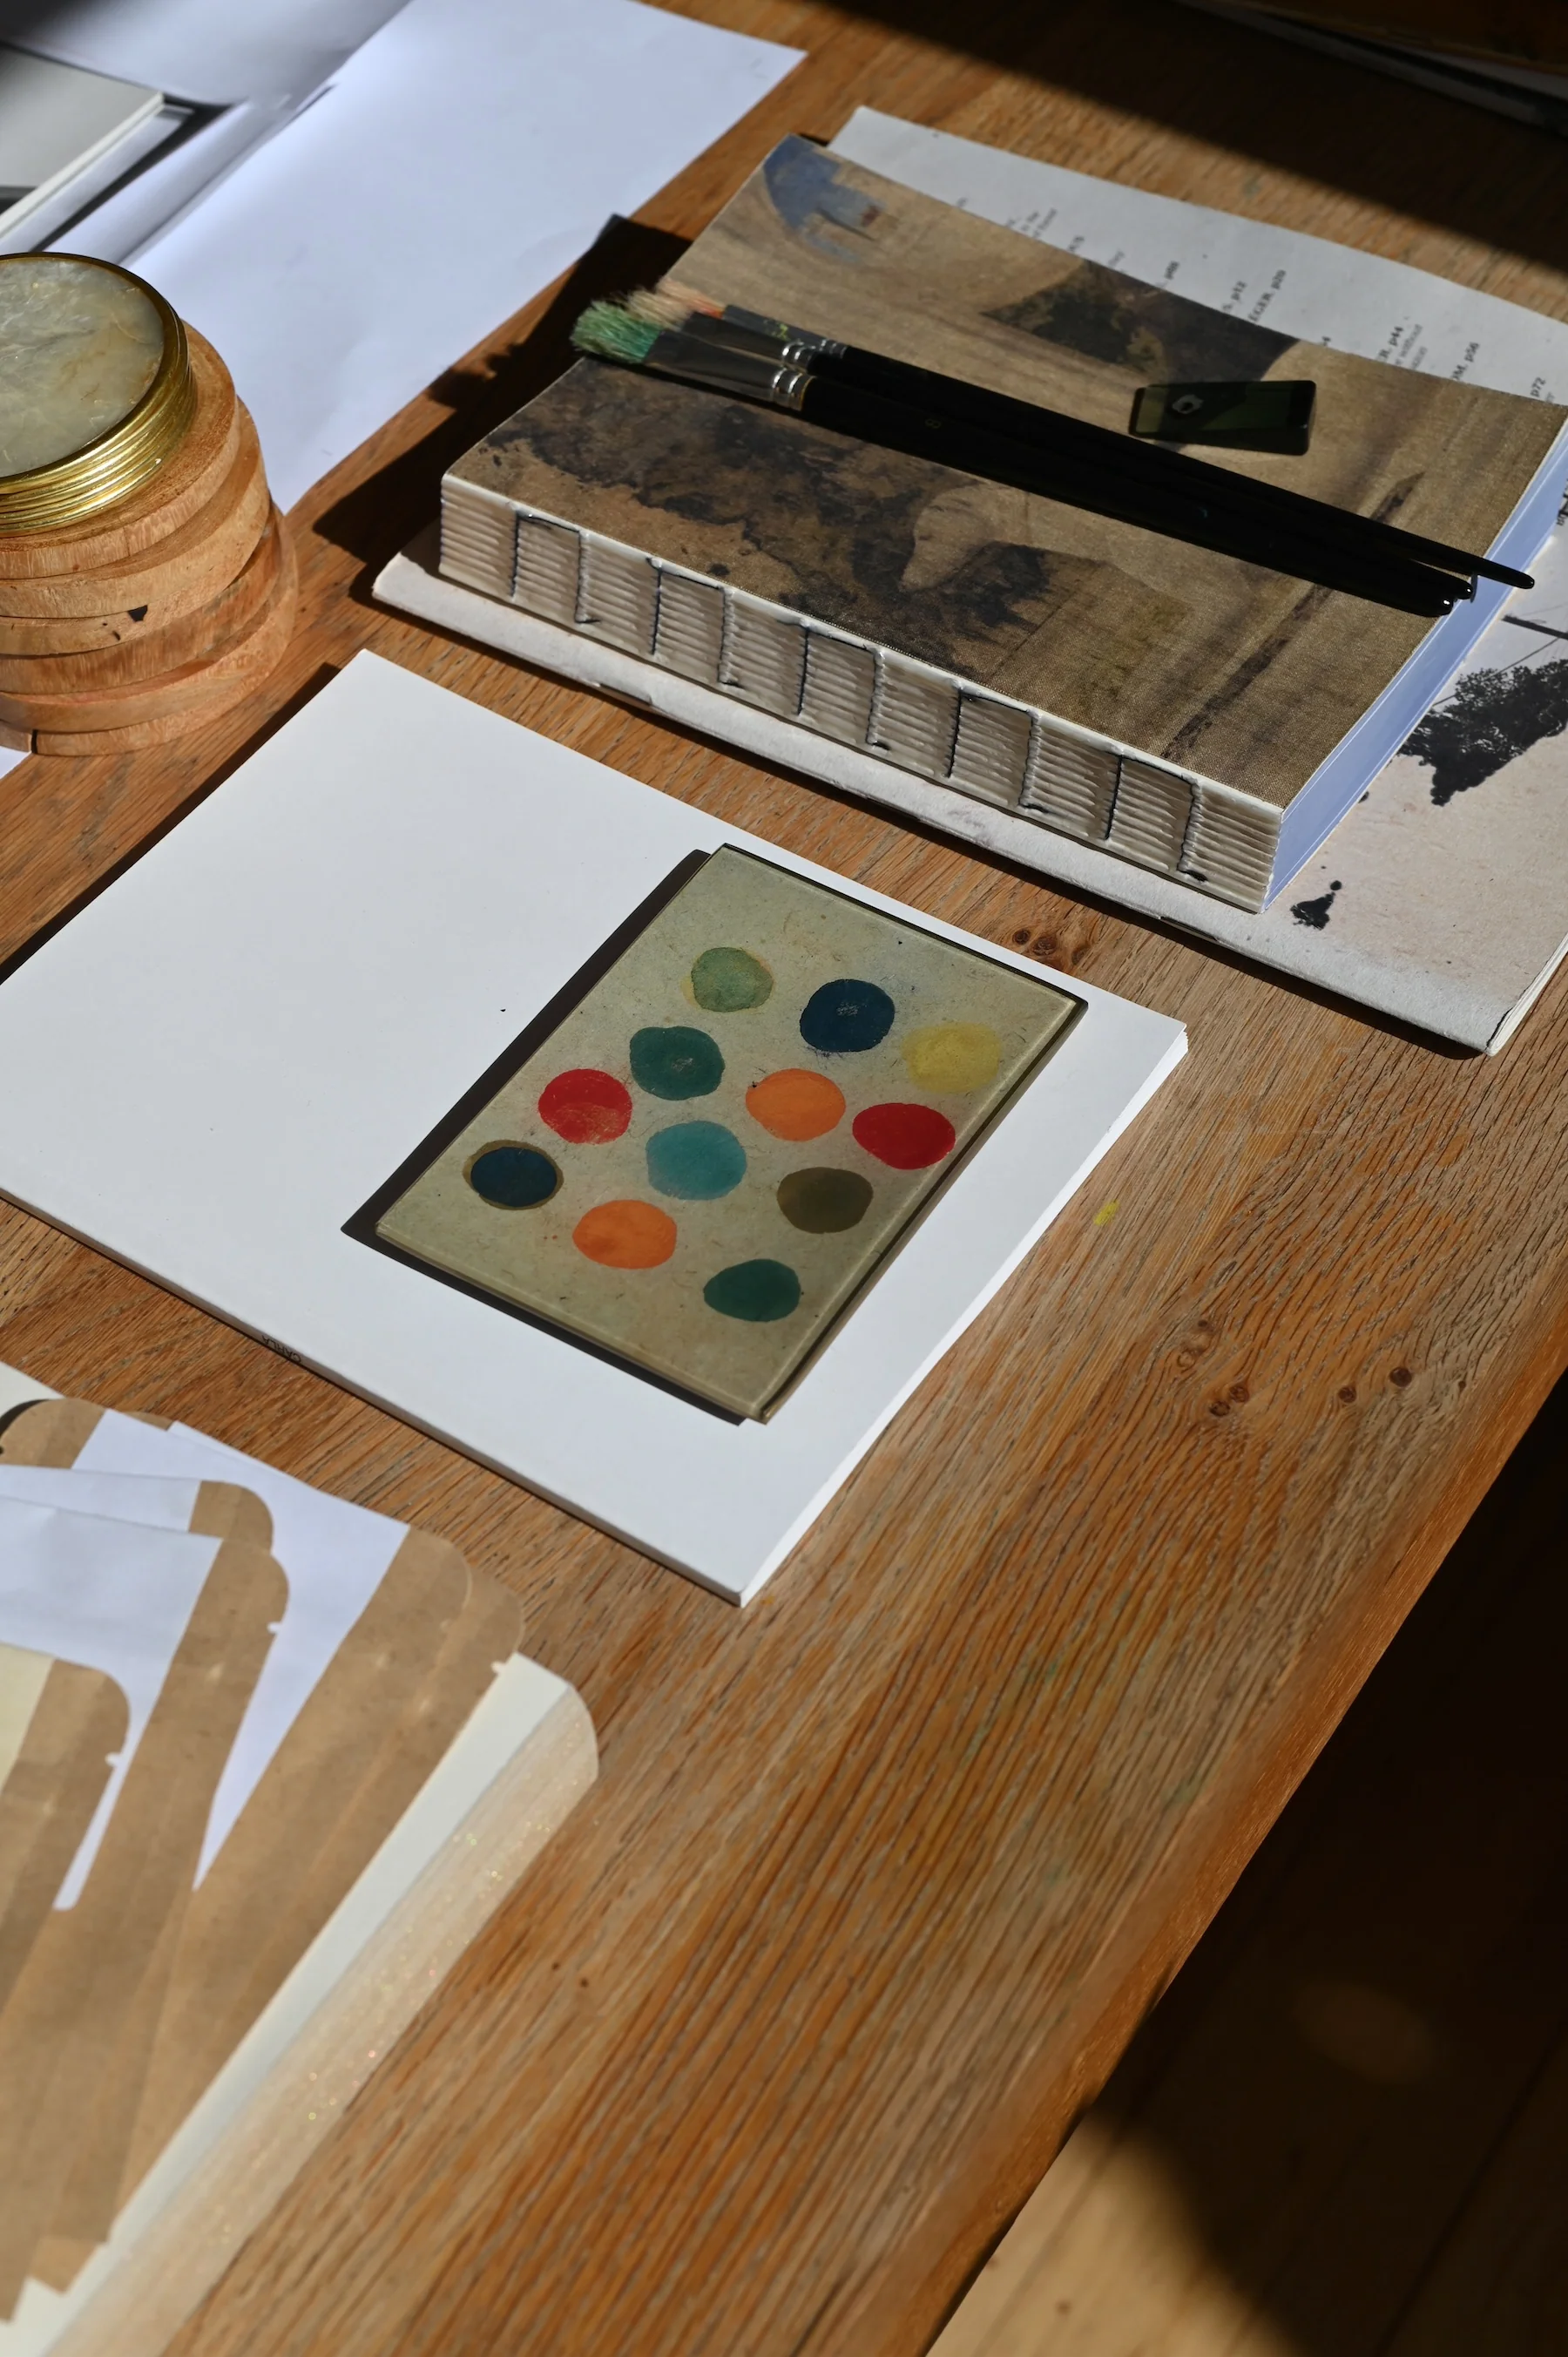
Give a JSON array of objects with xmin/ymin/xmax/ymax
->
[{"xmin": 0, "ymin": 254, "xmax": 296, "ymax": 756}]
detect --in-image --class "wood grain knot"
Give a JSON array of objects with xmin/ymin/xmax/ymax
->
[
  {"xmin": 1338, "ymin": 1385, "xmax": 1356, "ymax": 1403},
  {"xmin": 1390, "ymin": 1367, "xmax": 1414, "ymax": 1388},
  {"xmin": 1227, "ymin": 1382, "xmax": 1249, "ymax": 1404},
  {"xmin": 1208, "ymin": 1399, "xmax": 1230, "ymax": 1418}
]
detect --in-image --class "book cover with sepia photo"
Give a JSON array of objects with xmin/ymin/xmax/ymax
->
[{"xmin": 437, "ymin": 137, "xmax": 1568, "ymax": 911}]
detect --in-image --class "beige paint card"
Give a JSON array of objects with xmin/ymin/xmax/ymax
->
[
  {"xmin": 366, "ymin": 848, "xmax": 1080, "ymax": 1419},
  {"xmin": 0, "ymin": 1651, "xmax": 126, "ymax": 2018}
]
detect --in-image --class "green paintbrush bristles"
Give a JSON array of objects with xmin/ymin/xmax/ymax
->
[{"xmin": 571, "ymin": 299, "xmax": 661, "ymax": 365}]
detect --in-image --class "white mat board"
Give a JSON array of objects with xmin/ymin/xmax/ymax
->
[{"xmin": 0, "ymin": 655, "xmax": 1184, "ymax": 1602}]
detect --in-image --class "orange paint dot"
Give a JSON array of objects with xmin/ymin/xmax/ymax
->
[
  {"xmin": 572, "ymin": 1199, "xmax": 677, "ymax": 1270},
  {"xmin": 745, "ymin": 1067, "xmax": 846, "ymax": 1142}
]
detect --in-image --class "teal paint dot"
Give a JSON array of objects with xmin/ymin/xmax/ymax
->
[
  {"xmin": 704, "ymin": 1259, "xmax": 802, "ymax": 1322},
  {"xmin": 645, "ymin": 1120, "xmax": 747, "ymax": 1200},
  {"xmin": 629, "ymin": 1025, "xmax": 724, "ymax": 1099},
  {"xmin": 465, "ymin": 1143, "xmax": 560, "ymax": 1209},
  {"xmin": 691, "ymin": 946, "xmax": 774, "ymax": 1012}
]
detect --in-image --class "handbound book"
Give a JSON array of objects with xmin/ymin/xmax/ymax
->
[{"xmin": 438, "ymin": 137, "xmax": 1568, "ymax": 913}]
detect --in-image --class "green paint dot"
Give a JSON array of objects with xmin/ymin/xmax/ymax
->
[
  {"xmin": 690, "ymin": 946, "xmax": 774, "ymax": 1012},
  {"xmin": 776, "ymin": 1167, "xmax": 873, "ymax": 1234},
  {"xmin": 703, "ymin": 1259, "xmax": 802, "ymax": 1323},
  {"xmin": 629, "ymin": 1025, "xmax": 724, "ymax": 1099}
]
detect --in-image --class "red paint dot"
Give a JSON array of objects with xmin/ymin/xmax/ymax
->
[
  {"xmin": 852, "ymin": 1102, "xmax": 956, "ymax": 1169},
  {"xmin": 537, "ymin": 1067, "xmax": 632, "ymax": 1144}
]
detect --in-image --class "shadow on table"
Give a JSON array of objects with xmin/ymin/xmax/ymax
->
[
  {"xmin": 943, "ymin": 1370, "xmax": 1568, "ymax": 2355},
  {"xmin": 829, "ymin": 0, "xmax": 1568, "ymax": 281},
  {"xmin": 312, "ymin": 214, "xmax": 689, "ymax": 578}
]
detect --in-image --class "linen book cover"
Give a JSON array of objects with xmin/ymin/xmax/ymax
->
[{"xmin": 440, "ymin": 137, "xmax": 1568, "ymax": 911}]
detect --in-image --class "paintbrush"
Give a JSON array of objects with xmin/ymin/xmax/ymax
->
[
  {"xmin": 570, "ymin": 300, "xmax": 1456, "ymax": 615},
  {"xmin": 576, "ymin": 288, "xmax": 1531, "ymax": 611}
]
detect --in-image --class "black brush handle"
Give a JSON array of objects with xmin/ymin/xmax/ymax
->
[
  {"xmin": 794, "ymin": 375, "xmax": 1457, "ymax": 616},
  {"xmin": 804, "ymin": 342, "xmax": 1525, "ymax": 593}
]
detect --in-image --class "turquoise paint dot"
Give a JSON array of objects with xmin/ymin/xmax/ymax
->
[
  {"xmin": 645, "ymin": 1120, "xmax": 747, "ymax": 1201},
  {"xmin": 799, "ymin": 978, "xmax": 895, "ymax": 1054},
  {"xmin": 629, "ymin": 1025, "xmax": 724, "ymax": 1099},
  {"xmin": 465, "ymin": 1143, "xmax": 560, "ymax": 1209},
  {"xmin": 704, "ymin": 1259, "xmax": 802, "ymax": 1323}
]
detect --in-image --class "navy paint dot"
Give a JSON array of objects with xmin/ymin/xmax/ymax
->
[
  {"xmin": 466, "ymin": 1143, "xmax": 560, "ymax": 1209},
  {"xmin": 629, "ymin": 1025, "xmax": 724, "ymax": 1099},
  {"xmin": 799, "ymin": 978, "xmax": 895, "ymax": 1054},
  {"xmin": 704, "ymin": 1259, "xmax": 802, "ymax": 1322},
  {"xmin": 645, "ymin": 1121, "xmax": 747, "ymax": 1200}
]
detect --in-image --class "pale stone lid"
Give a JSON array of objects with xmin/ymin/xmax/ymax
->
[{"xmin": 0, "ymin": 256, "xmax": 166, "ymax": 479}]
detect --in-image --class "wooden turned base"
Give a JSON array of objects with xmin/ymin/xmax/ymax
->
[
  {"xmin": 19, "ymin": 523, "xmax": 298, "ymax": 752},
  {"xmin": 0, "ymin": 411, "xmax": 267, "ymax": 627},
  {"xmin": 0, "ymin": 315, "xmax": 299, "ymax": 757},
  {"xmin": 0, "ymin": 508, "xmax": 287, "ymax": 693}
]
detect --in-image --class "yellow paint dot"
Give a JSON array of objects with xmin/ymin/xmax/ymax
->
[
  {"xmin": 901, "ymin": 1021, "xmax": 1001, "ymax": 1094},
  {"xmin": 1093, "ymin": 1200, "xmax": 1119, "ymax": 1227}
]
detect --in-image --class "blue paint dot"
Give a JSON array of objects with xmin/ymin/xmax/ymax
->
[
  {"xmin": 629, "ymin": 1026, "xmax": 724, "ymax": 1099},
  {"xmin": 466, "ymin": 1143, "xmax": 560, "ymax": 1209},
  {"xmin": 704, "ymin": 1260, "xmax": 802, "ymax": 1322},
  {"xmin": 799, "ymin": 978, "xmax": 895, "ymax": 1054},
  {"xmin": 645, "ymin": 1121, "xmax": 747, "ymax": 1201}
]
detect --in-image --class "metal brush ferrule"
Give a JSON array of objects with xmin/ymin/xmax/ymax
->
[
  {"xmin": 670, "ymin": 313, "xmax": 843, "ymax": 375},
  {"xmin": 647, "ymin": 331, "xmax": 813, "ymax": 409}
]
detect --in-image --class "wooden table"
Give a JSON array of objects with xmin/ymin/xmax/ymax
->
[{"xmin": 3, "ymin": 6, "xmax": 1567, "ymax": 2351}]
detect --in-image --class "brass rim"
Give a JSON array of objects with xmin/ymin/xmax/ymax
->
[{"xmin": 0, "ymin": 257, "xmax": 196, "ymax": 535}]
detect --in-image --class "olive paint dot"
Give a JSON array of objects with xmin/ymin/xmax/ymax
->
[
  {"xmin": 690, "ymin": 946, "xmax": 773, "ymax": 1012},
  {"xmin": 704, "ymin": 1259, "xmax": 802, "ymax": 1322},
  {"xmin": 853, "ymin": 1101, "xmax": 957, "ymax": 1169},
  {"xmin": 465, "ymin": 1143, "xmax": 561, "ymax": 1209},
  {"xmin": 572, "ymin": 1200, "xmax": 677, "ymax": 1270},
  {"xmin": 745, "ymin": 1067, "xmax": 845, "ymax": 1141},
  {"xmin": 537, "ymin": 1067, "xmax": 632, "ymax": 1144},
  {"xmin": 629, "ymin": 1025, "xmax": 724, "ymax": 1099},
  {"xmin": 777, "ymin": 1167, "xmax": 873, "ymax": 1233},
  {"xmin": 902, "ymin": 1021, "xmax": 1002, "ymax": 1094},
  {"xmin": 645, "ymin": 1120, "xmax": 747, "ymax": 1201},
  {"xmin": 799, "ymin": 977, "xmax": 895, "ymax": 1055}
]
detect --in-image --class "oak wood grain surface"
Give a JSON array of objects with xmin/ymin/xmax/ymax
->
[{"xmin": 1, "ymin": 6, "xmax": 1565, "ymax": 2352}]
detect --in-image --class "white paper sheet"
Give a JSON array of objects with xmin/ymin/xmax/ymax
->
[
  {"xmin": 0, "ymin": 1497, "xmax": 223, "ymax": 1903},
  {"xmin": 832, "ymin": 109, "xmax": 1568, "ymax": 402},
  {"xmin": 131, "ymin": 0, "xmax": 801, "ymax": 510},
  {"xmin": 71, "ymin": 1411, "xmax": 409, "ymax": 1880},
  {"xmin": 0, "ymin": 652, "xmax": 1186, "ymax": 1602},
  {"xmin": 0, "ymin": 1466, "xmax": 220, "ymax": 1531}
]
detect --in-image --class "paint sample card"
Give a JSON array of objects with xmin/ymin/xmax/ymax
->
[{"xmin": 367, "ymin": 849, "xmax": 1080, "ymax": 1419}]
